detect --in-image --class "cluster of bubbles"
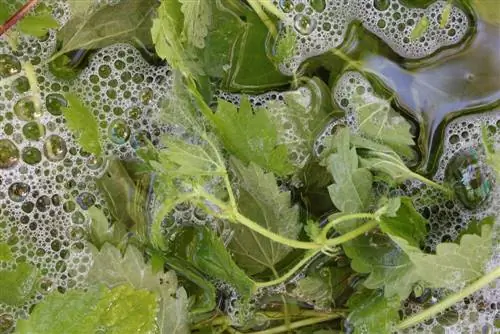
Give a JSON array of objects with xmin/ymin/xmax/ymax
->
[
  {"xmin": 273, "ymin": 0, "xmax": 470, "ymax": 75},
  {"xmin": 0, "ymin": 2, "xmax": 174, "ymax": 329},
  {"xmin": 316, "ymin": 69, "xmax": 499, "ymax": 332}
]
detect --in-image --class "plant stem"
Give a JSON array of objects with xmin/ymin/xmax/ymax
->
[
  {"xmin": 397, "ymin": 266, "xmax": 500, "ymax": 330},
  {"xmin": 409, "ymin": 170, "xmax": 453, "ymax": 197},
  {"xmin": 258, "ymin": 0, "xmax": 287, "ymax": 21},
  {"xmin": 254, "ymin": 249, "xmax": 321, "ymax": 288},
  {"xmin": 248, "ymin": 313, "xmax": 344, "ymax": 334},
  {"xmin": 324, "ymin": 220, "xmax": 379, "ymax": 247},
  {"xmin": 0, "ymin": 0, "xmax": 39, "ymax": 36},
  {"xmin": 247, "ymin": 0, "xmax": 278, "ymax": 37},
  {"xmin": 320, "ymin": 213, "xmax": 376, "ymax": 240}
]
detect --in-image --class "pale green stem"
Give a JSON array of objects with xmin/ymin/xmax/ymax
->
[
  {"xmin": 397, "ymin": 266, "xmax": 500, "ymax": 330},
  {"xmin": 254, "ymin": 249, "xmax": 321, "ymax": 289},
  {"xmin": 324, "ymin": 220, "xmax": 379, "ymax": 247},
  {"xmin": 258, "ymin": 0, "xmax": 287, "ymax": 21},
  {"xmin": 248, "ymin": 314, "xmax": 343, "ymax": 334},
  {"xmin": 199, "ymin": 189, "xmax": 321, "ymax": 250},
  {"xmin": 408, "ymin": 170, "xmax": 453, "ymax": 196},
  {"xmin": 320, "ymin": 213, "xmax": 376, "ymax": 240},
  {"xmin": 247, "ymin": 0, "xmax": 278, "ymax": 37}
]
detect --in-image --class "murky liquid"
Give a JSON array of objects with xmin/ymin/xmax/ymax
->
[{"xmin": 360, "ymin": 19, "xmax": 500, "ymax": 171}]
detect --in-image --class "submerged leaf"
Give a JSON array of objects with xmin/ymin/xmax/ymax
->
[
  {"xmin": 0, "ymin": 262, "xmax": 37, "ymax": 306},
  {"xmin": 228, "ymin": 158, "xmax": 301, "ymax": 275},
  {"xmin": 57, "ymin": 0, "xmax": 157, "ymax": 59},
  {"xmin": 62, "ymin": 93, "xmax": 101, "ymax": 156}
]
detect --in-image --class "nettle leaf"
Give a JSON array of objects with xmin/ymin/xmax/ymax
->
[
  {"xmin": 346, "ymin": 288, "xmax": 400, "ymax": 334},
  {"xmin": 62, "ymin": 93, "xmax": 101, "ymax": 156},
  {"xmin": 266, "ymin": 77, "xmax": 334, "ymax": 168},
  {"xmin": 352, "ymin": 93, "xmax": 415, "ymax": 159},
  {"xmin": 322, "ymin": 128, "xmax": 373, "ymax": 230},
  {"xmin": 228, "ymin": 158, "xmax": 301, "ymax": 276},
  {"xmin": 190, "ymin": 227, "xmax": 255, "ymax": 300},
  {"xmin": 16, "ymin": 285, "xmax": 158, "ymax": 334},
  {"xmin": 179, "ymin": 0, "xmax": 212, "ymax": 48},
  {"xmin": 88, "ymin": 243, "xmax": 189, "ymax": 334},
  {"xmin": 18, "ymin": 14, "xmax": 59, "ymax": 37},
  {"xmin": 389, "ymin": 222, "xmax": 493, "ymax": 290},
  {"xmin": 343, "ymin": 198, "xmax": 427, "ymax": 300},
  {"xmin": 213, "ymin": 96, "xmax": 294, "ymax": 176},
  {"xmin": 292, "ymin": 265, "xmax": 352, "ymax": 309},
  {"xmin": 56, "ymin": 0, "xmax": 157, "ymax": 59},
  {"xmin": 0, "ymin": 262, "xmax": 37, "ymax": 306}
]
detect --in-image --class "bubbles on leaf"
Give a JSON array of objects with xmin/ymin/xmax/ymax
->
[
  {"xmin": 0, "ymin": 139, "xmax": 20, "ymax": 169},
  {"xmin": 0, "ymin": 54, "xmax": 21, "ymax": 78},
  {"xmin": 43, "ymin": 135, "xmax": 67, "ymax": 162},
  {"xmin": 108, "ymin": 119, "xmax": 130, "ymax": 144},
  {"xmin": 8, "ymin": 182, "xmax": 30, "ymax": 202}
]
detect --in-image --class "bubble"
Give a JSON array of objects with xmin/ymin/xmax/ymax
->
[
  {"xmin": 444, "ymin": 148, "xmax": 493, "ymax": 210},
  {"xmin": 38, "ymin": 277, "xmax": 54, "ymax": 294},
  {"xmin": 8, "ymin": 182, "xmax": 30, "ymax": 202},
  {"xmin": 21, "ymin": 147, "xmax": 42, "ymax": 165},
  {"xmin": 12, "ymin": 76, "xmax": 30, "ymax": 93},
  {"xmin": 0, "ymin": 139, "xmax": 20, "ymax": 169},
  {"xmin": 14, "ymin": 96, "xmax": 43, "ymax": 121},
  {"xmin": 22, "ymin": 122, "xmax": 46, "ymax": 141},
  {"xmin": 130, "ymin": 130, "xmax": 151, "ymax": 149},
  {"xmin": 373, "ymin": 0, "xmax": 390, "ymax": 11},
  {"xmin": 140, "ymin": 88, "xmax": 154, "ymax": 105},
  {"xmin": 310, "ymin": 0, "xmax": 326, "ymax": 12},
  {"xmin": 0, "ymin": 313, "xmax": 14, "ymax": 331},
  {"xmin": 280, "ymin": 0, "xmax": 294, "ymax": 12},
  {"xmin": 76, "ymin": 192, "xmax": 96, "ymax": 210},
  {"xmin": 43, "ymin": 135, "xmax": 67, "ymax": 162},
  {"xmin": 294, "ymin": 14, "xmax": 316, "ymax": 35},
  {"xmin": 127, "ymin": 106, "xmax": 142, "ymax": 120},
  {"xmin": 45, "ymin": 93, "xmax": 67, "ymax": 116},
  {"xmin": 0, "ymin": 54, "xmax": 21, "ymax": 78},
  {"xmin": 36, "ymin": 195, "xmax": 51, "ymax": 212},
  {"xmin": 108, "ymin": 119, "xmax": 131, "ymax": 144}
]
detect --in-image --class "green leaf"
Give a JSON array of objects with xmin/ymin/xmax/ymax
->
[
  {"xmin": 322, "ymin": 128, "xmax": 373, "ymax": 228},
  {"xmin": 190, "ymin": 227, "xmax": 256, "ymax": 299},
  {"xmin": 272, "ymin": 26, "xmax": 296, "ymax": 64},
  {"xmin": 352, "ymin": 92, "xmax": 415, "ymax": 159},
  {"xmin": 343, "ymin": 198, "xmax": 427, "ymax": 299},
  {"xmin": 228, "ymin": 158, "xmax": 301, "ymax": 275},
  {"xmin": 0, "ymin": 262, "xmax": 37, "ymax": 306},
  {"xmin": 62, "ymin": 93, "xmax": 101, "ymax": 156},
  {"xmin": 179, "ymin": 0, "xmax": 212, "ymax": 48},
  {"xmin": 389, "ymin": 223, "xmax": 493, "ymax": 290},
  {"xmin": 0, "ymin": 243, "xmax": 12, "ymax": 261},
  {"xmin": 88, "ymin": 243, "xmax": 190, "ymax": 333},
  {"xmin": 15, "ymin": 285, "xmax": 158, "ymax": 334},
  {"xmin": 293, "ymin": 265, "xmax": 352, "ymax": 309},
  {"xmin": 56, "ymin": 0, "xmax": 157, "ymax": 59},
  {"xmin": 266, "ymin": 77, "xmax": 334, "ymax": 168},
  {"xmin": 17, "ymin": 14, "xmax": 59, "ymax": 37},
  {"xmin": 213, "ymin": 96, "xmax": 294, "ymax": 176},
  {"xmin": 346, "ymin": 289, "xmax": 400, "ymax": 334}
]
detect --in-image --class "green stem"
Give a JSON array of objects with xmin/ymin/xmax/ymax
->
[
  {"xmin": 409, "ymin": 170, "xmax": 453, "ymax": 196},
  {"xmin": 248, "ymin": 313, "xmax": 344, "ymax": 334},
  {"xmin": 254, "ymin": 249, "xmax": 321, "ymax": 288},
  {"xmin": 258, "ymin": 0, "xmax": 287, "ymax": 21},
  {"xmin": 247, "ymin": 0, "xmax": 278, "ymax": 37},
  {"xmin": 324, "ymin": 220, "xmax": 379, "ymax": 247},
  {"xmin": 397, "ymin": 266, "xmax": 500, "ymax": 330},
  {"xmin": 320, "ymin": 213, "xmax": 376, "ymax": 240}
]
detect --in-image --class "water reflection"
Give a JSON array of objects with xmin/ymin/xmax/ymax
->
[{"xmin": 362, "ymin": 20, "xmax": 500, "ymax": 168}]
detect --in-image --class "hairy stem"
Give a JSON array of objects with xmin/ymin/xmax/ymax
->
[
  {"xmin": 249, "ymin": 313, "xmax": 344, "ymax": 334},
  {"xmin": 254, "ymin": 249, "xmax": 321, "ymax": 288},
  {"xmin": 397, "ymin": 266, "xmax": 500, "ymax": 330},
  {"xmin": 0, "ymin": 0, "xmax": 39, "ymax": 36},
  {"xmin": 320, "ymin": 213, "xmax": 376, "ymax": 240},
  {"xmin": 324, "ymin": 220, "xmax": 379, "ymax": 247}
]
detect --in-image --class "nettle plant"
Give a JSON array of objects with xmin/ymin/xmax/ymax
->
[{"xmin": 0, "ymin": 0, "xmax": 499, "ymax": 333}]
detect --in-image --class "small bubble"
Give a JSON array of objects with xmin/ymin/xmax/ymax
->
[
  {"xmin": 36, "ymin": 195, "xmax": 51, "ymax": 212},
  {"xmin": 310, "ymin": 0, "xmax": 326, "ymax": 12},
  {"xmin": 8, "ymin": 182, "xmax": 30, "ymax": 202},
  {"xmin": 43, "ymin": 135, "xmax": 67, "ymax": 162},
  {"xmin": 76, "ymin": 192, "xmax": 96, "ymax": 210},
  {"xmin": 14, "ymin": 96, "xmax": 42, "ymax": 121},
  {"xmin": 22, "ymin": 147, "xmax": 42, "ymax": 165},
  {"xmin": 108, "ymin": 119, "xmax": 131, "ymax": 144},
  {"xmin": 22, "ymin": 121, "xmax": 45, "ymax": 141},
  {"xmin": 0, "ymin": 139, "xmax": 20, "ymax": 169},
  {"xmin": 45, "ymin": 93, "xmax": 67, "ymax": 116},
  {"xmin": 0, "ymin": 313, "xmax": 14, "ymax": 331},
  {"xmin": 0, "ymin": 54, "xmax": 21, "ymax": 78}
]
